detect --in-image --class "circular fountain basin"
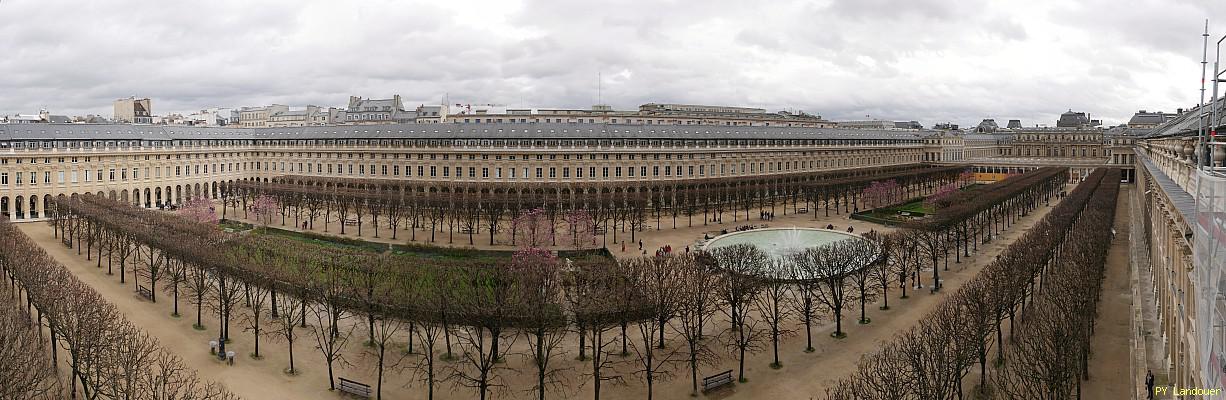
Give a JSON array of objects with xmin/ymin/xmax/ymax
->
[
  {"xmin": 703, "ymin": 227, "xmax": 877, "ymax": 280},
  {"xmin": 704, "ymin": 227, "xmax": 863, "ymax": 259}
]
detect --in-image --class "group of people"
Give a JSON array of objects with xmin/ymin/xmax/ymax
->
[
  {"xmin": 621, "ymin": 239, "xmax": 690, "ymax": 257},
  {"xmin": 653, "ymin": 244, "xmax": 689, "ymax": 257},
  {"xmin": 718, "ymin": 225, "xmax": 760, "ymax": 235},
  {"xmin": 824, "ymin": 223, "xmax": 855, "ymax": 234},
  {"xmin": 760, "ymin": 210, "xmax": 775, "ymax": 220}
]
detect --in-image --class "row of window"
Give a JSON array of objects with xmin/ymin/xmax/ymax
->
[
  {"xmin": 0, "ymin": 137, "xmax": 922, "ymax": 150},
  {"xmin": 0, "ymin": 163, "xmax": 243, "ymax": 186},
  {"xmin": 252, "ymin": 155, "xmax": 918, "ymax": 180}
]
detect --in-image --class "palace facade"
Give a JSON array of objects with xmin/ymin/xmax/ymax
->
[{"xmin": 0, "ymin": 120, "xmax": 1143, "ymax": 221}]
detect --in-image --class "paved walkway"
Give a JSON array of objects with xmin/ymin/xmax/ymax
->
[{"xmin": 1083, "ymin": 186, "xmax": 1135, "ymax": 399}]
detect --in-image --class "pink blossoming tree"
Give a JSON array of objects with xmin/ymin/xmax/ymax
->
[
  {"xmin": 180, "ymin": 197, "xmax": 218, "ymax": 225},
  {"xmin": 924, "ymin": 182, "xmax": 960, "ymax": 210},
  {"xmin": 249, "ymin": 194, "xmax": 279, "ymax": 226},
  {"xmin": 861, "ymin": 180, "xmax": 899, "ymax": 210},
  {"xmin": 563, "ymin": 208, "xmax": 596, "ymax": 250},
  {"xmin": 511, "ymin": 207, "xmax": 553, "ymax": 248}
]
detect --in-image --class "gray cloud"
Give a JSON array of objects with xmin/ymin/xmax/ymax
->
[{"xmin": 0, "ymin": 0, "xmax": 1222, "ymax": 128}]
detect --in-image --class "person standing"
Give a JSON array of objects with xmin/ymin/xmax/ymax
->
[{"xmin": 1145, "ymin": 370, "xmax": 1155, "ymax": 399}]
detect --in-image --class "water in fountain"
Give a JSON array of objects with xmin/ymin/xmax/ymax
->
[{"xmin": 766, "ymin": 227, "xmax": 807, "ymax": 259}]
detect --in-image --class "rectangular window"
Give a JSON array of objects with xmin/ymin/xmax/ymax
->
[
  {"xmin": 110, "ymin": 169, "xmax": 117, "ymax": 180},
  {"xmin": 535, "ymin": 168, "xmax": 543, "ymax": 178},
  {"xmin": 1, "ymin": 173, "xmax": 7, "ymax": 185}
]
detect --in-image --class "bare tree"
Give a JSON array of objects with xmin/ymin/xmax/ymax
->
[
  {"xmin": 240, "ymin": 279, "xmax": 271, "ymax": 359},
  {"xmin": 269, "ymin": 290, "xmax": 305, "ymax": 375},
  {"xmin": 446, "ymin": 265, "xmax": 518, "ymax": 400},
  {"xmin": 306, "ymin": 259, "xmax": 356, "ymax": 391},
  {"xmin": 804, "ymin": 241, "xmax": 852, "ymax": 338},
  {"xmin": 755, "ymin": 258, "xmax": 794, "ymax": 369},
  {"xmin": 669, "ymin": 252, "xmax": 721, "ymax": 395},
  {"xmin": 512, "ymin": 248, "xmax": 571, "ymax": 400},
  {"xmin": 711, "ymin": 243, "xmax": 767, "ymax": 382},
  {"xmin": 786, "ymin": 252, "xmax": 822, "ymax": 353},
  {"xmin": 628, "ymin": 256, "xmax": 684, "ymax": 400},
  {"xmin": 184, "ymin": 265, "xmax": 212, "ymax": 330},
  {"xmin": 0, "ymin": 287, "xmax": 62, "ymax": 399}
]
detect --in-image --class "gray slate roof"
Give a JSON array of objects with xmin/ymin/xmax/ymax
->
[
  {"xmin": 0, "ymin": 122, "xmax": 931, "ymax": 141},
  {"xmin": 1146, "ymin": 97, "xmax": 1226, "ymax": 138}
]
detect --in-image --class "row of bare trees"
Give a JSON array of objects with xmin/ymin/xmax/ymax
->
[
  {"xmin": 219, "ymin": 164, "xmax": 969, "ymax": 247},
  {"xmin": 825, "ymin": 168, "xmax": 1121, "ymax": 400},
  {"xmin": 0, "ymin": 218, "xmax": 240, "ymax": 399},
  {"xmin": 33, "ymin": 165, "xmax": 1071, "ymax": 400}
]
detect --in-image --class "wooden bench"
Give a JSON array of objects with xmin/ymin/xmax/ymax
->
[
  {"xmin": 798, "ymin": 207, "xmax": 808, "ymax": 214},
  {"xmin": 137, "ymin": 285, "xmax": 153, "ymax": 300},
  {"xmin": 702, "ymin": 369, "xmax": 734, "ymax": 393},
  {"xmin": 338, "ymin": 377, "xmax": 371, "ymax": 399},
  {"xmin": 342, "ymin": 219, "xmax": 358, "ymax": 226},
  {"xmin": 459, "ymin": 226, "xmax": 474, "ymax": 234}
]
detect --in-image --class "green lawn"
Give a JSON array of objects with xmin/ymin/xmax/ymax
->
[
  {"xmin": 249, "ymin": 226, "xmax": 611, "ymax": 266},
  {"xmin": 891, "ymin": 200, "xmax": 933, "ymax": 215},
  {"xmin": 218, "ymin": 219, "xmax": 254, "ymax": 232},
  {"xmin": 256, "ymin": 227, "xmax": 390, "ymax": 253}
]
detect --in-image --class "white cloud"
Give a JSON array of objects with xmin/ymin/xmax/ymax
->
[{"xmin": 0, "ymin": 0, "xmax": 1222, "ymax": 127}]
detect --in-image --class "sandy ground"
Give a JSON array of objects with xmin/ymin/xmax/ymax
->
[
  {"xmin": 23, "ymin": 191, "xmax": 1058, "ymax": 400},
  {"xmin": 1081, "ymin": 186, "xmax": 1134, "ymax": 399}
]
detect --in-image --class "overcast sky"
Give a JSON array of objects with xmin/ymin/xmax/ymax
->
[{"xmin": 1, "ymin": 0, "xmax": 1223, "ymax": 127}]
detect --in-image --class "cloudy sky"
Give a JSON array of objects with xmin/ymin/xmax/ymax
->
[{"xmin": 0, "ymin": 0, "xmax": 1222, "ymax": 127}]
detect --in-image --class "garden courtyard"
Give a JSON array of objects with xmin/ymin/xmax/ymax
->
[{"xmin": 18, "ymin": 191, "xmax": 1125, "ymax": 400}]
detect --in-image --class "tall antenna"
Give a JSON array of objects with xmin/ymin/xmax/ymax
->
[
  {"xmin": 1199, "ymin": 19, "xmax": 1209, "ymax": 168},
  {"xmin": 597, "ymin": 71, "xmax": 603, "ymax": 106}
]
